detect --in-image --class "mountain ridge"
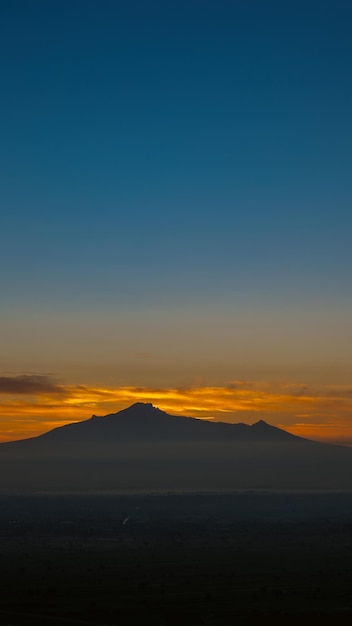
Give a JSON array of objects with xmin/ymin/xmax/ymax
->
[
  {"xmin": 1, "ymin": 402, "xmax": 304, "ymax": 446},
  {"xmin": 1, "ymin": 402, "xmax": 351, "ymax": 493}
]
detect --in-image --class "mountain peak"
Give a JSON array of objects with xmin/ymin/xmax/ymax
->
[
  {"xmin": 110, "ymin": 402, "xmax": 164, "ymax": 417},
  {"xmin": 252, "ymin": 419, "xmax": 270, "ymax": 427},
  {"xmin": 99, "ymin": 402, "xmax": 172, "ymax": 428},
  {"xmin": 128, "ymin": 402, "xmax": 157, "ymax": 410}
]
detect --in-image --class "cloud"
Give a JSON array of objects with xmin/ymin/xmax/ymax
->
[{"xmin": 0, "ymin": 375, "xmax": 66, "ymax": 396}]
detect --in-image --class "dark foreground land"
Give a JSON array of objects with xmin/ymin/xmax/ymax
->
[{"xmin": 1, "ymin": 493, "xmax": 352, "ymax": 625}]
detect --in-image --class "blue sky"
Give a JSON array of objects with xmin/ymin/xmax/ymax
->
[
  {"xmin": 1, "ymin": 1, "xmax": 352, "ymax": 440},
  {"xmin": 2, "ymin": 0, "xmax": 351, "ymax": 304}
]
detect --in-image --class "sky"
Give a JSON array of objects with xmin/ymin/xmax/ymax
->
[{"xmin": 1, "ymin": 0, "xmax": 352, "ymax": 444}]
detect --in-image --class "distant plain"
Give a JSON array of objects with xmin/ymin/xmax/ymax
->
[{"xmin": 1, "ymin": 492, "xmax": 352, "ymax": 625}]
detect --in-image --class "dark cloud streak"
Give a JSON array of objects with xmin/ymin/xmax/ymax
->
[{"xmin": 0, "ymin": 375, "xmax": 65, "ymax": 396}]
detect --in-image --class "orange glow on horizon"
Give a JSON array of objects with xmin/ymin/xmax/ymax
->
[{"xmin": 1, "ymin": 377, "xmax": 352, "ymax": 445}]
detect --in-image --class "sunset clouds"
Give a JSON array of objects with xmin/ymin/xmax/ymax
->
[{"xmin": 1, "ymin": 374, "xmax": 352, "ymax": 445}]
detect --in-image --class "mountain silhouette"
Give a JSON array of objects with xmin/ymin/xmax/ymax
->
[
  {"xmin": 1, "ymin": 403, "xmax": 352, "ymax": 493},
  {"xmin": 24, "ymin": 402, "xmax": 303, "ymax": 444}
]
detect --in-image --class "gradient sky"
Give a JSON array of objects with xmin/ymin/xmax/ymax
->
[{"xmin": 1, "ymin": 1, "xmax": 352, "ymax": 444}]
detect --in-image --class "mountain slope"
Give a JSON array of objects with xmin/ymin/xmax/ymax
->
[{"xmin": 0, "ymin": 403, "xmax": 351, "ymax": 493}]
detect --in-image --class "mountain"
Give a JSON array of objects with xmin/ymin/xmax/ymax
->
[
  {"xmin": 14, "ymin": 402, "xmax": 303, "ymax": 444},
  {"xmin": 1, "ymin": 403, "xmax": 352, "ymax": 493}
]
